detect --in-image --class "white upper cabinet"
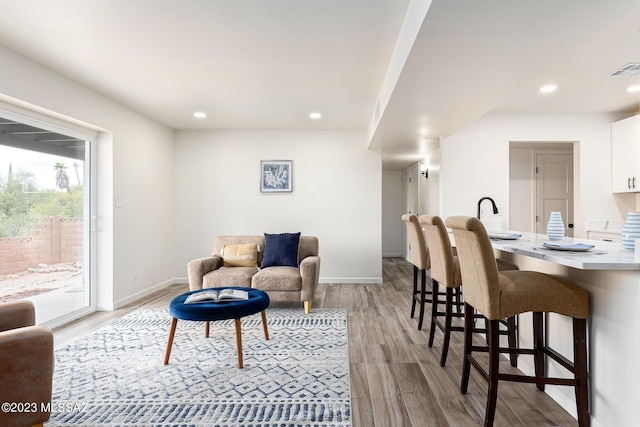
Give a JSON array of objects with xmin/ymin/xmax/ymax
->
[{"xmin": 612, "ymin": 115, "xmax": 640, "ymax": 193}]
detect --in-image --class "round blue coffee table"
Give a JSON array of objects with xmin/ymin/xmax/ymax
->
[{"xmin": 163, "ymin": 287, "xmax": 270, "ymax": 368}]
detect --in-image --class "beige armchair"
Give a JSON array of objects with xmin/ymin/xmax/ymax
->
[
  {"xmin": 0, "ymin": 300, "xmax": 54, "ymax": 427},
  {"xmin": 188, "ymin": 235, "xmax": 321, "ymax": 314}
]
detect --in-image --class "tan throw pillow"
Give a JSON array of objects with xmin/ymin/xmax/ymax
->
[{"xmin": 222, "ymin": 244, "xmax": 258, "ymax": 267}]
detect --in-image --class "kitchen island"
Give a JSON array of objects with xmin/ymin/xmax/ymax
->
[{"xmin": 488, "ymin": 232, "xmax": 639, "ymax": 427}]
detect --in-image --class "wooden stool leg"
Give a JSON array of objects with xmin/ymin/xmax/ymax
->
[
  {"xmin": 204, "ymin": 321, "xmax": 210, "ymax": 338},
  {"xmin": 460, "ymin": 303, "xmax": 474, "ymax": 394},
  {"xmin": 440, "ymin": 287, "xmax": 454, "ymax": 367},
  {"xmin": 234, "ymin": 318, "xmax": 243, "ymax": 369},
  {"xmin": 574, "ymin": 318, "xmax": 590, "ymax": 427},
  {"xmin": 428, "ymin": 278, "xmax": 439, "ymax": 347},
  {"xmin": 163, "ymin": 317, "xmax": 178, "ymax": 365},
  {"xmin": 507, "ymin": 315, "xmax": 518, "ymax": 367},
  {"xmin": 411, "ymin": 266, "xmax": 418, "ymax": 318},
  {"xmin": 417, "ymin": 268, "xmax": 427, "ymax": 330},
  {"xmin": 261, "ymin": 310, "xmax": 270, "ymax": 340},
  {"xmin": 455, "ymin": 287, "xmax": 462, "ymax": 314},
  {"xmin": 485, "ymin": 319, "xmax": 500, "ymax": 427},
  {"xmin": 533, "ymin": 312, "xmax": 545, "ymax": 391}
]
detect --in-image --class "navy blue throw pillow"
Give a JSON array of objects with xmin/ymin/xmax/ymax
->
[{"xmin": 261, "ymin": 232, "xmax": 301, "ymax": 268}]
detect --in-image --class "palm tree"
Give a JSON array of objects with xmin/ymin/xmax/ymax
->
[
  {"xmin": 54, "ymin": 162, "xmax": 71, "ymax": 192},
  {"xmin": 73, "ymin": 162, "xmax": 81, "ymax": 185}
]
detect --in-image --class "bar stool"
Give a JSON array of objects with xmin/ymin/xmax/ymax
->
[
  {"xmin": 419, "ymin": 215, "xmax": 519, "ymax": 367},
  {"xmin": 446, "ymin": 216, "xmax": 590, "ymax": 427},
  {"xmin": 402, "ymin": 214, "xmax": 431, "ymax": 330}
]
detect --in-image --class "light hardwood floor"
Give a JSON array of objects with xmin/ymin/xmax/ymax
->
[{"xmin": 52, "ymin": 257, "xmax": 579, "ymax": 426}]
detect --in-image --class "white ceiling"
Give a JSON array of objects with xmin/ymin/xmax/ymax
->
[
  {"xmin": 372, "ymin": 0, "xmax": 640, "ymax": 169},
  {"xmin": 0, "ymin": 0, "xmax": 638, "ymax": 170},
  {"xmin": 0, "ymin": 0, "xmax": 408, "ymax": 130}
]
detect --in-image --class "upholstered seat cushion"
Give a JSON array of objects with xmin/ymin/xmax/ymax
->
[
  {"xmin": 252, "ymin": 266, "xmax": 302, "ymax": 291},
  {"xmin": 498, "ymin": 270, "xmax": 589, "ymax": 320},
  {"xmin": 203, "ymin": 266, "xmax": 258, "ymax": 288},
  {"xmin": 169, "ymin": 287, "xmax": 269, "ymax": 321}
]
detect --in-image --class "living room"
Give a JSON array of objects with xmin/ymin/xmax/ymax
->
[
  {"xmin": 1, "ymin": 2, "xmax": 638, "ymax": 315},
  {"xmin": 1, "ymin": 1, "xmax": 639, "ymax": 426}
]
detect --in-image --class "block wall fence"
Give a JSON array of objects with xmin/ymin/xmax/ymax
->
[{"xmin": 0, "ymin": 216, "xmax": 83, "ymax": 275}]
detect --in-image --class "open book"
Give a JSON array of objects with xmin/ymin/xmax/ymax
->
[{"xmin": 184, "ymin": 289, "xmax": 249, "ymax": 304}]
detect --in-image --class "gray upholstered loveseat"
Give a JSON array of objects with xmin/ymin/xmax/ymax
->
[{"xmin": 187, "ymin": 234, "xmax": 320, "ymax": 313}]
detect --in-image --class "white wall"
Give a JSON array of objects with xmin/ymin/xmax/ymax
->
[
  {"xmin": 382, "ymin": 171, "xmax": 405, "ymax": 257},
  {"xmin": 0, "ymin": 46, "xmax": 385, "ymax": 312},
  {"xmin": 509, "ymin": 146, "xmax": 535, "ymax": 232},
  {"xmin": 441, "ymin": 112, "xmax": 633, "ymax": 237},
  {"xmin": 0, "ymin": 46, "xmax": 175, "ymax": 310},
  {"xmin": 416, "ymin": 154, "xmax": 440, "ymax": 216},
  {"xmin": 173, "ymin": 129, "xmax": 383, "ymax": 283}
]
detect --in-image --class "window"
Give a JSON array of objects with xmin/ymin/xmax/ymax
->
[{"xmin": 0, "ymin": 108, "xmax": 96, "ymax": 325}]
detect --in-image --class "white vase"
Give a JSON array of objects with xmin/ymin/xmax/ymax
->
[
  {"xmin": 621, "ymin": 212, "xmax": 640, "ymax": 251},
  {"xmin": 547, "ymin": 211, "xmax": 565, "ymax": 241}
]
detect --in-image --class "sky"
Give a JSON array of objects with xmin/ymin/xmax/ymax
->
[{"xmin": 0, "ymin": 145, "xmax": 84, "ymax": 192}]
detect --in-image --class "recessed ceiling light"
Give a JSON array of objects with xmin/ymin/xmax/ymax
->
[
  {"xmin": 193, "ymin": 111, "xmax": 207, "ymax": 119},
  {"xmin": 627, "ymin": 85, "xmax": 640, "ymax": 93},
  {"xmin": 309, "ymin": 112, "xmax": 322, "ymax": 119},
  {"xmin": 540, "ymin": 84, "xmax": 558, "ymax": 93}
]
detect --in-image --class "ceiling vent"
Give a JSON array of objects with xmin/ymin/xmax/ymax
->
[{"xmin": 609, "ymin": 63, "xmax": 640, "ymax": 77}]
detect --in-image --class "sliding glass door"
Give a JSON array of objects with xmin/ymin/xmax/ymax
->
[{"xmin": 0, "ymin": 115, "xmax": 94, "ymax": 325}]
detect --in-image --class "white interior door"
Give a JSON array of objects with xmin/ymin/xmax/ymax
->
[
  {"xmin": 406, "ymin": 164, "xmax": 419, "ymax": 215},
  {"xmin": 535, "ymin": 153, "xmax": 574, "ymax": 236},
  {"xmin": 403, "ymin": 164, "xmax": 420, "ymax": 258}
]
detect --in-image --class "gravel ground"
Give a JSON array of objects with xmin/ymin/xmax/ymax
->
[{"xmin": 0, "ymin": 262, "xmax": 83, "ymax": 302}]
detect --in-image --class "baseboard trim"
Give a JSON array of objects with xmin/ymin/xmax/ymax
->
[
  {"xmin": 175, "ymin": 276, "xmax": 384, "ymax": 285},
  {"xmin": 100, "ymin": 275, "xmax": 384, "ymax": 312},
  {"xmin": 320, "ymin": 277, "xmax": 383, "ymax": 284},
  {"xmin": 105, "ymin": 278, "xmax": 177, "ymax": 311},
  {"xmin": 383, "ymin": 253, "xmax": 405, "ymax": 258}
]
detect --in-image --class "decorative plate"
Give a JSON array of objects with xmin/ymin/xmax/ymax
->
[
  {"xmin": 488, "ymin": 233, "xmax": 522, "ymax": 240},
  {"xmin": 542, "ymin": 243, "xmax": 595, "ymax": 252}
]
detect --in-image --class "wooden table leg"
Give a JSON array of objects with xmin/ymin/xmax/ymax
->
[
  {"xmin": 261, "ymin": 310, "xmax": 270, "ymax": 340},
  {"xmin": 235, "ymin": 318, "xmax": 243, "ymax": 369},
  {"xmin": 163, "ymin": 317, "xmax": 178, "ymax": 365}
]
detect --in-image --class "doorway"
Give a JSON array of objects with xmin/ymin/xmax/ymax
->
[
  {"xmin": 403, "ymin": 163, "xmax": 419, "ymax": 259},
  {"xmin": 535, "ymin": 152, "xmax": 574, "ymax": 236},
  {"xmin": 509, "ymin": 142, "xmax": 575, "ymax": 235}
]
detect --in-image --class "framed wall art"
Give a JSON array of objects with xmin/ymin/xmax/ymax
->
[{"xmin": 260, "ymin": 160, "xmax": 293, "ymax": 193}]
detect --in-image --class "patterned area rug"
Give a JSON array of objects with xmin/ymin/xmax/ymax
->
[{"xmin": 47, "ymin": 308, "xmax": 350, "ymax": 426}]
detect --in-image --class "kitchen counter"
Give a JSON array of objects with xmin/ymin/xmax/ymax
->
[{"xmin": 488, "ymin": 232, "xmax": 639, "ymax": 270}]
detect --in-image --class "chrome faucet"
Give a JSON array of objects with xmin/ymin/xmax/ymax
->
[{"xmin": 477, "ymin": 197, "xmax": 498, "ymax": 219}]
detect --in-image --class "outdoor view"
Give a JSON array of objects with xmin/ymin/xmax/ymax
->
[{"xmin": 0, "ymin": 127, "xmax": 90, "ymax": 324}]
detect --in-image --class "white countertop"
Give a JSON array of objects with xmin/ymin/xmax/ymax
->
[{"xmin": 488, "ymin": 232, "xmax": 640, "ymax": 271}]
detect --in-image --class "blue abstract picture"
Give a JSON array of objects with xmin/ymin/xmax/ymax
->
[{"xmin": 261, "ymin": 160, "xmax": 293, "ymax": 192}]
